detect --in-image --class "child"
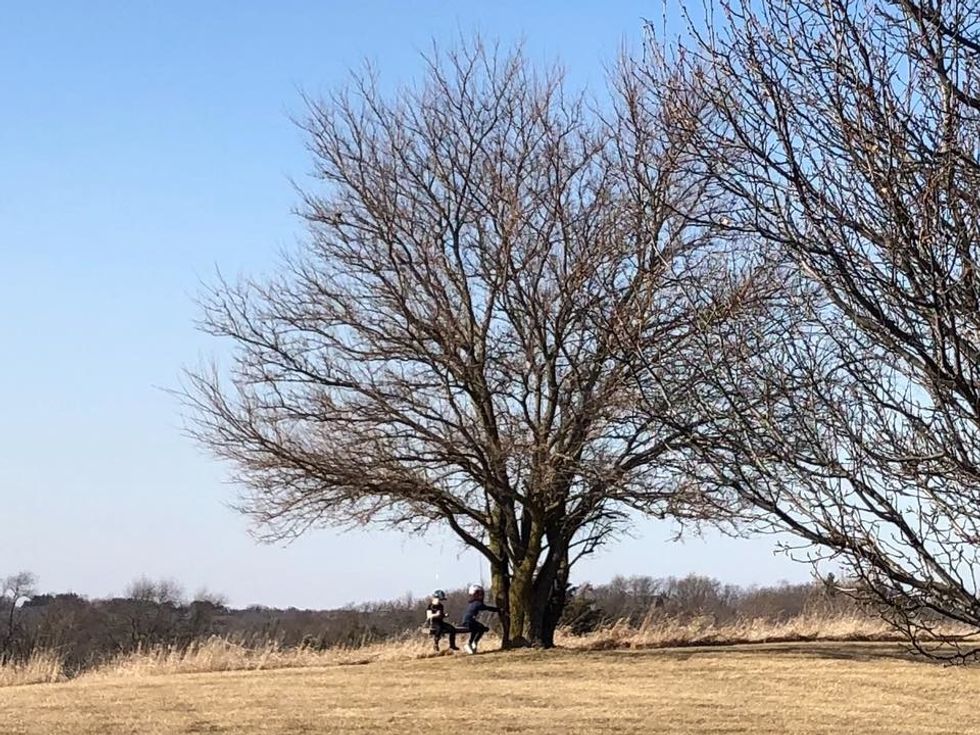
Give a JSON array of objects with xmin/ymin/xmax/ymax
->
[
  {"xmin": 426, "ymin": 589, "xmax": 459, "ymax": 652},
  {"xmin": 462, "ymin": 584, "xmax": 501, "ymax": 653}
]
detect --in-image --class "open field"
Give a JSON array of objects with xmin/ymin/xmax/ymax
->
[{"xmin": 1, "ymin": 643, "xmax": 976, "ymax": 734}]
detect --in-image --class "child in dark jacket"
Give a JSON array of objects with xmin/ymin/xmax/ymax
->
[
  {"xmin": 426, "ymin": 590, "xmax": 459, "ymax": 652},
  {"xmin": 462, "ymin": 584, "xmax": 500, "ymax": 653}
]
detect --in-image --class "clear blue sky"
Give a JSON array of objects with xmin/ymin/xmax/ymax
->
[{"xmin": 0, "ymin": 1, "xmax": 809, "ymax": 608}]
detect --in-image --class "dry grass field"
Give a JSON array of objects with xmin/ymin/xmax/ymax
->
[{"xmin": 1, "ymin": 642, "xmax": 977, "ymax": 734}]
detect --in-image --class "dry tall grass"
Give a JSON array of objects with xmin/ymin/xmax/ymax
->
[
  {"xmin": 0, "ymin": 610, "xmax": 940, "ymax": 688},
  {"xmin": 558, "ymin": 611, "xmax": 902, "ymax": 651},
  {"xmin": 90, "ymin": 633, "xmax": 438, "ymax": 679},
  {"xmin": 0, "ymin": 651, "xmax": 64, "ymax": 687},
  {"xmin": 91, "ymin": 612, "xmax": 912, "ymax": 680}
]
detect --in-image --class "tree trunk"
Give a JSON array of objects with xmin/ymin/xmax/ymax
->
[
  {"xmin": 486, "ymin": 521, "xmax": 572, "ymax": 650},
  {"xmin": 539, "ymin": 556, "xmax": 571, "ymax": 648},
  {"xmin": 490, "ymin": 562, "xmax": 514, "ymax": 648},
  {"xmin": 503, "ymin": 563, "xmax": 536, "ymax": 648},
  {"xmin": 486, "ymin": 558, "xmax": 571, "ymax": 649},
  {"xmin": 527, "ymin": 535, "xmax": 571, "ymax": 648}
]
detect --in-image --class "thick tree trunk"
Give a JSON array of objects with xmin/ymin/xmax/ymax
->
[
  {"xmin": 504, "ymin": 564, "xmax": 536, "ymax": 648},
  {"xmin": 488, "ymin": 558, "xmax": 571, "ymax": 649},
  {"xmin": 485, "ymin": 519, "xmax": 573, "ymax": 650},
  {"xmin": 539, "ymin": 557, "xmax": 571, "ymax": 648},
  {"xmin": 527, "ymin": 536, "xmax": 571, "ymax": 648},
  {"xmin": 490, "ymin": 562, "xmax": 513, "ymax": 648}
]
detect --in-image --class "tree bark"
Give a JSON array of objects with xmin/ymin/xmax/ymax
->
[
  {"xmin": 503, "ymin": 563, "xmax": 536, "ymax": 648},
  {"xmin": 523, "ymin": 537, "xmax": 571, "ymax": 648},
  {"xmin": 539, "ymin": 556, "xmax": 571, "ymax": 648},
  {"xmin": 490, "ymin": 562, "xmax": 514, "ymax": 649}
]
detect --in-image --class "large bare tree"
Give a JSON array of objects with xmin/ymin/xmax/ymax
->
[
  {"xmin": 185, "ymin": 40, "xmax": 761, "ymax": 647},
  {"xmin": 638, "ymin": 0, "xmax": 980, "ymax": 659}
]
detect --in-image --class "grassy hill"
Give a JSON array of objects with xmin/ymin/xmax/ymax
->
[{"xmin": 1, "ymin": 643, "xmax": 975, "ymax": 734}]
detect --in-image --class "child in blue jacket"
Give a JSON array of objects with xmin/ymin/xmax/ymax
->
[{"xmin": 462, "ymin": 584, "xmax": 501, "ymax": 653}]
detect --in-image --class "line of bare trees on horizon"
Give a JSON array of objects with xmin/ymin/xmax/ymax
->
[{"xmin": 180, "ymin": 0, "xmax": 980, "ymax": 660}]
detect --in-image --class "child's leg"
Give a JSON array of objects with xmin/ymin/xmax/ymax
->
[
  {"xmin": 431, "ymin": 632, "xmax": 441, "ymax": 651},
  {"xmin": 444, "ymin": 622, "xmax": 458, "ymax": 649},
  {"xmin": 473, "ymin": 622, "xmax": 489, "ymax": 645},
  {"xmin": 468, "ymin": 623, "xmax": 479, "ymax": 647}
]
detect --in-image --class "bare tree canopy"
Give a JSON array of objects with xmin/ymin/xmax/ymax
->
[
  {"xmin": 185, "ymin": 39, "xmax": 765, "ymax": 647},
  {"xmin": 647, "ymin": 0, "xmax": 980, "ymax": 659}
]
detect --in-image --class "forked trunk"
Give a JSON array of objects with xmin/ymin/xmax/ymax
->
[
  {"xmin": 486, "ymin": 522, "xmax": 572, "ymax": 650},
  {"xmin": 496, "ymin": 544, "xmax": 570, "ymax": 649}
]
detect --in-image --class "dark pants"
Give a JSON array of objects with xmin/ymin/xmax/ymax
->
[
  {"xmin": 430, "ymin": 620, "xmax": 457, "ymax": 649},
  {"xmin": 466, "ymin": 620, "xmax": 488, "ymax": 646}
]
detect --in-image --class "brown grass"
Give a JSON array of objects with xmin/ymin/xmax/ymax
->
[
  {"xmin": 80, "ymin": 612, "xmax": 910, "ymax": 680},
  {"xmin": 0, "ymin": 642, "xmax": 975, "ymax": 734},
  {"xmin": 89, "ymin": 633, "xmax": 439, "ymax": 678},
  {"xmin": 557, "ymin": 612, "xmax": 901, "ymax": 650},
  {"xmin": 0, "ymin": 651, "xmax": 64, "ymax": 688},
  {"xmin": 0, "ymin": 611, "xmax": 920, "ymax": 687}
]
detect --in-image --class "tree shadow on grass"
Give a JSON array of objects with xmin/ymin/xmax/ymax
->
[{"xmin": 568, "ymin": 641, "xmax": 929, "ymax": 665}]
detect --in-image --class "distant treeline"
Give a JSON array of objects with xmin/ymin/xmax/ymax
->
[
  {"xmin": 0, "ymin": 573, "xmax": 857, "ymax": 674},
  {"xmin": 561, "ymin": 575, "xmax": 859, "ymax": 635}
]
